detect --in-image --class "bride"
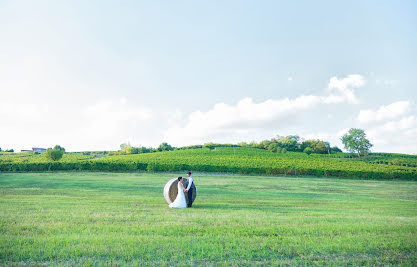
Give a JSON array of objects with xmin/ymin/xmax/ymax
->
[{"xmin": 169, "ymin": 177, "xmax": 187, "ymax": 209}]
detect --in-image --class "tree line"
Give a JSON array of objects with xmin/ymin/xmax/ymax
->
[
  {"xmin": 116, "ymin": 128, "xmax": 372, "ymax": 157},
  {"xmin": 2, "ymin": 128, "xmax": 373, "ymax": 160},
  {"xmin": 117, "ymin": 135, "xmax": 343, "ymax": 155}
]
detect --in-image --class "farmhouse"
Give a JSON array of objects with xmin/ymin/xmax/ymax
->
[
  {"xmin": 32, "ymin": 147, "xmax": 47, "ymax": 153},
  {"xmin": 21, "ymin": 148, "xmax": 47, "ymax": 153}
]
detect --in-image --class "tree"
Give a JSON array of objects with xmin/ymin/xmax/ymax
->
[
  {"xmin": 324, "ymin": 142, "xmax": 331, "ymax": 154},
  {"xmin": 120, "ymin": 143, "xmax": 130, "ymax": 150},
  {"xmin": 302, "ymin": 139, "xmax": 328, "ymax": 154},
  {"xmin": 53, "ymin": 145, "xmax": 65, "ymax": 152},
  {"xmin": 275, "ymin": 135, "xmax": 299, "ymax": 151},
  {"xmin": 341, "ymin": 128, "xmax": 373, "ymax": 157},
  {"xmin": 260, "ymin": 140, "xmax": 272, "ymax": 149},
  {"xmin": 237, "ymin": 142, "xmax": 248, "ymax": 147},
  {"xmin": 45, "ymin": 146, "xmax": 65, "ymax": 161},
  {"xmin": 127, "ymin": 146, "xmax": 139, "ymax": 154},
  {"xmin": 120, "ymin": 143, "xmax": 133, "ymax": 154},
  {"xmin": 120, "ymin": 143, "xmax": 129, "ymax": 153},
  {"xmin": 267, "ymin": 143, "xmax": 279, "ymax": 153},
  {"xmin": 313, "ymin": 141, "xmax": 327, "ymax": 154},
  {"xmin": 138, "ymin": 146, "xmax": 152, "ymax": 153},
  {"xmin": 157, "ymin": 142, "xmax": 174, "ymax": 152}
]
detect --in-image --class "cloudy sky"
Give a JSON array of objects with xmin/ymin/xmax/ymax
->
[{"xmin": 1, "ymin": 0, "xmax": 416, "ymax": 153}]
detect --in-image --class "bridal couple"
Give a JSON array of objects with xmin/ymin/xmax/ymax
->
[{"xmin": 169, "ymin": 172, "xmax": 194, "ymax": 209}]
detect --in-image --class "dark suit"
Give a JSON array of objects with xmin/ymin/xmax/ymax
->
[{"xmin": 186, "ymin": 180, "xmax": 194, "ymax": 207}]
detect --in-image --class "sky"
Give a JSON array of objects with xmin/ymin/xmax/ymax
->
[{"xmin": 1, "ymin": 0, "xmax": 416, "ymax": 153}]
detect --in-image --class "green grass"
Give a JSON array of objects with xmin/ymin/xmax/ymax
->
[{"xmin": 1, "ymin": 172, "xmax": 416, "ymax": 266}]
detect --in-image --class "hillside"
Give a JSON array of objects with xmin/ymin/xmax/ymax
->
[{"xmin": 1, "ymin": 147, "xmax": 416, "ymax": 179}]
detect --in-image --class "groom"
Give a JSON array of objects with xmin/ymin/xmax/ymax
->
[{"xmin": 184, "ymin": 171, "xmax": 194, "ymax": 207}]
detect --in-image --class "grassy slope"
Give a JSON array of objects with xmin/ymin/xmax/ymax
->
[
  {"xmin": 1, "ymin": 148, "xmax": 416, "ymax": 179},
  {"xmin": 1, "ymin": 172, "xmax": 416, "ymax": 265}
]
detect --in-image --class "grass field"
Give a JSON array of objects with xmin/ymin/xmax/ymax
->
[{"xmin": 1, "ymin": 172, "xmax": 416, "ymax": 266}]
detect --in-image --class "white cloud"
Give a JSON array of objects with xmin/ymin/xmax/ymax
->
[
  {"xmin": 326, "ymin": 74, "xmax": 365, "ymax": 104},
  {"xmin": 358, "ymin": 101, "xmax": 411, "ymax": 124},
  {"xmin": 164, "ymin": 95, "xmax": 322, "ymax": 145},
  {"xmin": 287, "ymin": 76, "xmax": 293, "ymax": 81},
  {"xmin": 15, "ymin": 74, "xmax": 416, "ymax": 153},
  {"xmin": 367, "ymin": 116, "xmax": 417, "ymax": 154},
  {"xmin": 353, "ymin": 101, "xmax": 417, "ymax": 153},
  {"xmin": 164, "ymin": 75, "xmax": 366, "ymax": 146},
  {"xmin": 0, "ymin": 98, "xmax": 169, "ymax": 151},
  {"xmin": 378, "ymin": 115, "xmax": 416, "ymax": 132},
  {"xmin": 305, "ymin": 118, "xmax": 417, "ymax": 154}
]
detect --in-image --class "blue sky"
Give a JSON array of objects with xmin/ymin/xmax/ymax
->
[{"xmin": 1, "ymin": 0, "xmax": 416, "ymax": 153}]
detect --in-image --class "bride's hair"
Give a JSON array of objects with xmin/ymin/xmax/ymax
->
[{"xmin": 177, "ymin": 177, "xmax": 183, "ymax": 181}]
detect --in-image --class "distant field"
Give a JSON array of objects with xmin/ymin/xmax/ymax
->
[
  {"xmin": 1, "ymin": 147, "xmax": 417, "ymax": 179},
  {"xmin": 1, "ymin": 172, "xmax": 416, "ymax": 265}
]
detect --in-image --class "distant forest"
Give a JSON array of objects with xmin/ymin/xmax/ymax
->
[{"xmin": 115, "ymin": 135, "xmax": 341, "ymax": 156}]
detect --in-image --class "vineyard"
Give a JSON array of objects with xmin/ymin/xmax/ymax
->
[{"xmin": 0, "ymin": 147, "xmax": 416, "ymax": 179}]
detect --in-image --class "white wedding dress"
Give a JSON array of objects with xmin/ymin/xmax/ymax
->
[{"xmin": 169, "ymin": 183, "xmax": 187, "ymax": 209}]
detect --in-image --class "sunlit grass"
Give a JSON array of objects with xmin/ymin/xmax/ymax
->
[{"xmin": 1, "ymin": 172, "xmax": 416, "ymax": 265}]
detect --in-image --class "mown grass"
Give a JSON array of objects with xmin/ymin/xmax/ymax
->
[{"xmin": 0, "ymin": 172, "xmax": 416, "ymax": 266}]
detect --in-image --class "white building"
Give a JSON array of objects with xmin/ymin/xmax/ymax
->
[{"xmin": 32, "ymin": 147, "xmax": 47, "ymax": 153}]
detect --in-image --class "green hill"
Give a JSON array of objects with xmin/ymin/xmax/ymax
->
[{"xmin": 1, "ymin": 147, "xmax": 416, "ymax": 179}]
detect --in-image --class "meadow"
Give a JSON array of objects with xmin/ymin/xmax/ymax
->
[{"xmin": 1, "ymin": 172, "xmax": 416, "ymax": 266}]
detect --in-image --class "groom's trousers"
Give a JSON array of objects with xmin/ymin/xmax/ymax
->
[{"xmin": 187, "ymin": 182, "xmax": 194, "ymax": 207}]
